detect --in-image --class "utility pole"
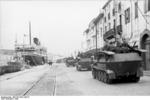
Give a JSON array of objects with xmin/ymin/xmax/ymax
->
[
  {"xmin": 95, "ymin": 25, "xmax": 98, "ymax": 55},
  {"xmin": 130, "ymin": 0, "xmax": 133, "ymax": 40},
  {"xmin": 29, "ymin": 21, "xmax": 32, "ymax": 45},
  {"xmin": 114, "ymin": 0, "xmax": 117, "ymax": 45}
]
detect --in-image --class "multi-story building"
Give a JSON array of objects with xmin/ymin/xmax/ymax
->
[
  {"xmin": 93, "ymin": 12, "xmax": 104, "ymax": 49},
  {"xmin": 84, "ymin": 18, "xmax": 96, "ymax": 51},
  {"xmin": 102, "ymin": 0, "xmax": 150, "ymax": 70},
  {"xmin": 81, "ymin": 31, "xmax": 88, "ymax": 52},
  {"xmin": 84, "ymin": 12, "xmax": 104, "ymax": 51},
  {"xmin": 84, "ymin": 28, "xmax": 90, "ymax": 51},
  {"xmin": 120, "ymin": 0, "xmax": 150, "ymax": 70},
  {"xmin": 88, "ymin": 18, "xmax": 97, "ymax": 50},
  {"xmin": 102, "ymin": 0, "xmax": 123, "ymax": 44},
  {"xmin": 83, "ymin": 0, "xmax": 150, "ymax": 70}
]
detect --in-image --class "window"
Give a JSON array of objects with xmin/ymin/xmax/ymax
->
[
  {"xmin": 144, "ymin": 0, "xmax": 150, "ymax": 13},
  {"xmin": 101, "ymin": 28, "xmax": 103, "ymax": 36},
  {"xmin": 120, "ymin": 15, "xmax": 122, "ymax": 25},
  {"xmin": 113, "ymin": 19, "xmax": 116, "ymax": 28},
  {"xmin": 118, "ymin": 2, "xmax": 121, "ymax": 12},
  {"xmin": 104, "ymin": 17, "xmax": 106, "ymax": 23},
  {"xmin": 135, "ymin": 2, "xmax": 138, "ymax": 19},
  {"xmin": 125, "ymin": 8, "xmax": 130, "ymax": 24},
  {"xmin": 109, "ymin": 23, "xmax": 111, "ymax": 30},
  {"xmin": 148, "ymin": 0, "xmax": 150, "ymax": 11},
  {"xmin": 112, "ymin": 8, "xmax": 115, "ymax": 16},
  {"xmin": 100, "ymin": 19, "xmax": 102, "ymax": 24},
  {"xmin": 108, "ymin": 13, "xmax": 110, "ymax": 20},
  {"xmin": 105, "ymin": 26, "xmax": 107, "ymax": 32},
  {"xmin": 113, "ymin": 19, "xmax": 116, "ymax": 32}
]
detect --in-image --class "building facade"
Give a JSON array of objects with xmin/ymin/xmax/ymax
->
[
  {"xmin": 83, "ymin": 0, "xmax": 150, "ymax": 70},
  {"xmin": 84, "ymin": 12, "xmax": 104, "ymax": 52},
  {"xmin": 102, "ymin": 0, "xmax": 123, "ymax": 44},
  {"xmin": 121, "ymin": 0, "xmax": 150, "ymax": 70},
  {"xmin": 102, "ymin": 0, "xmax": 150, "ymax": 70},
  {"xmin": 84, "ymin": 18, "xmax": 96, "ymax": 51},
  {"xmin": 100, "ymin": 0, "xmax": 150, "ymax": 70},
  {"xmin": 93, "ymin": 13, "xmax": 104, "ymax": 49}
]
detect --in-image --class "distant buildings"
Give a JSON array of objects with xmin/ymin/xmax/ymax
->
[
  {"xmin": 93, "ymin": 12, "xmax": 104, "ymax": 49},
  {"xmin": 83, "ymin": 12, "xmax": 104, "ymax": 51},
  {"xmin": 0, "ymin": 49, "xmax": 15, "ymax": 66},
  {"xmin": 86, "ymin": 18, "xmax": 96, "ymax": 51},
  {"xmin": 82, "ymin": 0, "xmax": 150, "ymax": 70}
]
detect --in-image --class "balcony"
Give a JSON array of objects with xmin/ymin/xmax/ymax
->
[
  {"xmin": 117, "ymin": 25, "xmax": 122, "ymax": 34},
  {"xmin": 103, "ymin": 25, "xmax": 122, "ymax": 40}
]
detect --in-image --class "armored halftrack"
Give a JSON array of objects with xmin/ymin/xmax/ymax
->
[
  {"xmin": 91, "ymin": 43, "xmax": 145, "ymax": 84},
  {"xmin": 76, "ymin": 51, "xmax": 94, "ymax": 71},
  {"xmin": 65, "ymin": 57, "xmax": 76, "ymax": 67}
]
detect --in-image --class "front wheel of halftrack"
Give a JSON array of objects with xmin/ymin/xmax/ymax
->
[
  {"xmin": 103, "ymin": 72, "xmax": 107, "ymax": 83},
  {"xmin": 92, "ymin": 69, "xmax": 96, "ymax": 79},
  {"xmin": 95, "ymin": 70, "xmax": 98, "ymax": 79}
]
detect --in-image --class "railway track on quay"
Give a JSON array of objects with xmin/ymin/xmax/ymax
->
[{"xmin": 22, "ymin": 67, "xmax": 57, "ymax": 96}]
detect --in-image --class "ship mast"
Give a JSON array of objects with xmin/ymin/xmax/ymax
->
[{"xmin": 29, "ymin": 21, "xmax": 32, "ymax": 45}]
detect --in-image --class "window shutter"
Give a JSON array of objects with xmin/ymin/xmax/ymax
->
[
  {"xmin": 148, "ymin": 0, "xmax": 150, "ymax": 11},
  {"xmin": 128, "ymin": 8, "xmax": 130, "ymax": 23}
]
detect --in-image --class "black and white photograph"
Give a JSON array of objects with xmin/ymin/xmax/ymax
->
[{"xmin": 0, "ymin": 0, "xmax": 150, "ymax": 97}]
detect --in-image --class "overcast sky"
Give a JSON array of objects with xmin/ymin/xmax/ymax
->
[{"xmin": 0, "ymin": 0, "xmax": 106, "ymax": 56}]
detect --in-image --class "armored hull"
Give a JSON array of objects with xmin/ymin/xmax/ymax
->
[
  {"xmin": 76, "ymin": 58, "xmax": 92, "ymax": 71},
  {"xmin": 65, "ymin": 58, "xmax": 76, "ymax": 67},
  {"xmin": 92, "ymin": 52, "xmax": 143, "ymax": 84}
]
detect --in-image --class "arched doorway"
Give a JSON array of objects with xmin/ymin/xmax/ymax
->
[{"xmin": 140, "ymin": 29, "xmax": 150, "ymax": 70}]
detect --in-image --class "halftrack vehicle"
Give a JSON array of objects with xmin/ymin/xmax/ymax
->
[
  {"xmin": 76, "ymin": 51, "xmax": 93, "ymax": 71},
  {"xmin": 91, "ymin": 43, "xmax": 145, "ymax": 84},
  {"xmin": 65, "ymin": 57, "xmax": 76, "ymax": 67}
]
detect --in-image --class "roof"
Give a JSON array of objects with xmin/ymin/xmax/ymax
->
[
  {"xmin": 102, "ymin": 0, "xmax": 112, "ymax": 9},
  {"xmin": 93, "ymin": 13, "xmax": 104, "ymax": 25}
]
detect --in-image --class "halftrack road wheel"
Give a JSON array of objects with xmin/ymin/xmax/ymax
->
[{"xmin": 102, "ymin": 71, "xmax": 112, "ymax": 84}]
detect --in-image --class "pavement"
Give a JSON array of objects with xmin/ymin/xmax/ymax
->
[
  {"xmin": 0, "ymin": 63, "xmax": 150, "ymax": 96},
  {"xmin": 0, "ymin": 64, "xmax": 50, "ymax": 96},
  {"xmin": 55, "ymin": 63, "xmax": 150, "ymax": 95},
  {"xmin": 144, "ymin": 71, "xmax": 150, "ymax": 76}
]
